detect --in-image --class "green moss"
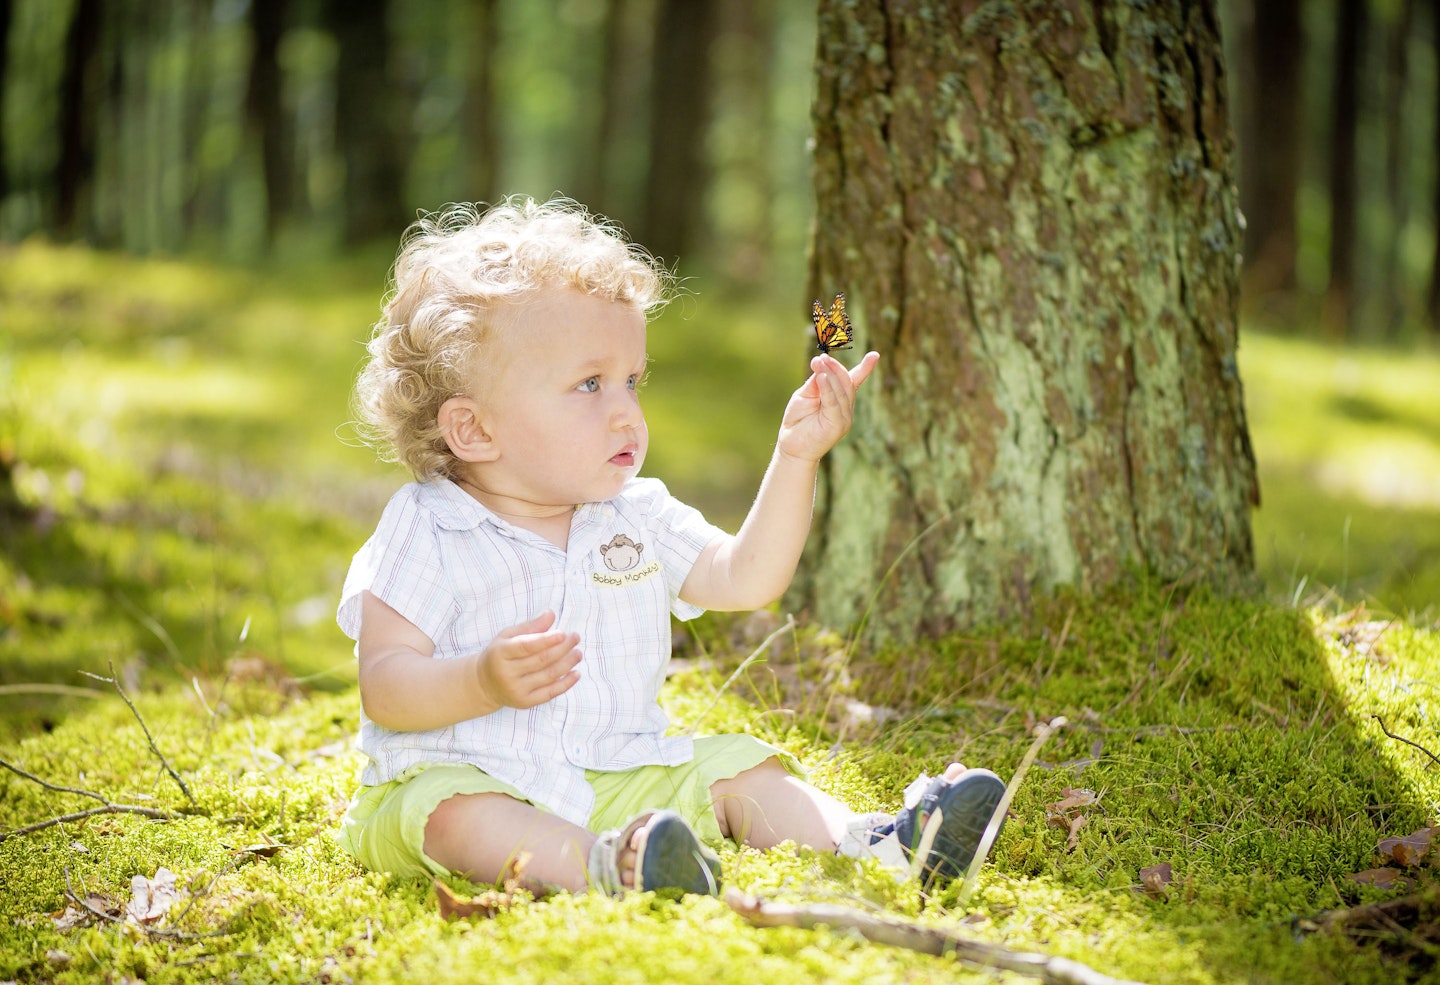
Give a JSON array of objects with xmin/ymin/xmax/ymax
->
[{"xmin": 3, "ymin": 245, "xmax": 1438, "ymax": 984}]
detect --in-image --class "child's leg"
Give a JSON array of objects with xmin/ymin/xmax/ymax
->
[
  {"xmin": 710, "ymin": 759, "xmax": 969, "ymax": 851},
  {"xmin": 425, "ymin": 792, "xmax": 593, "ymax": 892}
]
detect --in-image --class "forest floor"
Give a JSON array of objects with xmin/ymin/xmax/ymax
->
[{"xmin": 1, "ymin": 240, "xmax": 1438, "ymax": 985}]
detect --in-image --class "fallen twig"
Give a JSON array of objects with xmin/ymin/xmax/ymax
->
[
  {"xmin": 725, "ymin": 889, "xmax": 1149, "ymax": 985},
  {"xmin": 958, "ymin": 716, "xmax": 1067, "ymax": 903},
  {"xmin": 1372, "ymin": 714, "xmax": 1440, "ymax": 769},
  {"xmin": 0, "ymin": 757, "xmax": 177, "ymax": 842},
  {"xmin": 81, "ymin": 661, "xmax": 195, "ymax": 804}
]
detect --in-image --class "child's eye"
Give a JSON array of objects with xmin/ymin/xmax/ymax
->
[
  {"xmin": 578, "ymin": 377, "xmax": 600, "ymax": 393},
  {"xmin": 627, "ymin": 372, "xmax": 649, "ymax": 391}
]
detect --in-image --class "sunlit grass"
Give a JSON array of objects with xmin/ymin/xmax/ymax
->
[
  {"xmin": 1, "ymin": 242, "xmax": 1438, "ymax": 984},
  {"xmin": 1241, "ymin": 331, "xmax": 1440, "ymax": 617}
]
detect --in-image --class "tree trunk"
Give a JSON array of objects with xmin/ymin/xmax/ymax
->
[
  {"xmin": 1380, "ymin": 0, "xmax": 1413, "ymax": 337},
  {"xmin": 1239, "ymin": 0, "xmax": 1302, "ymax": 300},
  {"xmin": 1431, "ymin": 0, "xmax": 1440, "ymax": 332},
  {"xmin": 0, "ymin": 0, "xmax": 13, "ymax": 204},
  {"xmin": 795, "ymin": 0, "xmax": 1259, "ymax": 641},
  {"xmin": 247, "ymin": 0, "xmax": 292, "ymax": 244},
  {"xmin": 326, "ymin": 0, "xmax": 407, "ymax": 244},
  {"xmin": 638, "ymin": 0, "xmax": 717, "ymax": 264},
  {"xmin": 56, "ymin": 0, "xmax": 102, "ymax": 239},
  {"xmin": 1324, "ymin": 0, "xmax": 1363, "ymax": 338},
  {"xmin": 463, "ymin": 0, "xmax": 500, "ymax": 205}
]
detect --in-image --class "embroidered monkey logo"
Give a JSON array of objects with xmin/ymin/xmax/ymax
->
[{"xmin": 599, "ymin": 533, "xmax": 644, "ymax": 572}]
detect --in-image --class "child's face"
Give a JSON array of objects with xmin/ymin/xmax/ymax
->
[{"xmin": 467, "ymin": 287, "xmax": 649, "ymax": 511}]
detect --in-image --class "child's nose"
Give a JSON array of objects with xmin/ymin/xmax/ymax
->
[{"xmin": 612, "ymin": 392, "xmax": 643, "ymax": 429}]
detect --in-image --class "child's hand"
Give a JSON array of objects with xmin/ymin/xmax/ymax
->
[
  {"xmin": 776, "ymin": 351, "xmax": 880, "ymax": 463},
  {"xmin": 474, "ymin": 610, "xmax": 582, "ymax": 710}
]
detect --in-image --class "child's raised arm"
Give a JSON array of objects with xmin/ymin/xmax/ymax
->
[
  {"xmin": 356, "ymin": 593, "xmax": 583, "ymax": 731},
  {"xmin": 680, "ymin": 350, "xmax": 880, "ymax": 612}
]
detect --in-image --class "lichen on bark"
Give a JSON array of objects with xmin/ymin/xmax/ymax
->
[{"xmin": 795, "ymin": 0, "xmax": 1258, "ymax": 641}]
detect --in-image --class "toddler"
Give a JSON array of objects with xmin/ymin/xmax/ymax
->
[{"xmin": 337, "ymin": 197, "xmax": 1005, "ymax": 897}]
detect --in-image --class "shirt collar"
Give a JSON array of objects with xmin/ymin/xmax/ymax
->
[
  {"xmin": 416, "ymin": 479, "xmax": 492, "ymax": 531},
  {"xmin": 419, "ymin": 480, "xmax": 618, "ymax": 536}
]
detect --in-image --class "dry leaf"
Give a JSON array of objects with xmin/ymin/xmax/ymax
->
[
  {"xmin": 126, "ymin": 868, "xmax": 183, "ymax": 925},
  {"xmin": 1138, "ymin": 862, "xmax": 1173, "ymax": 898},
  {"xmin": 1376, "ymin": 827, "xmax": 1436, "ymax": 868},
  {"xmin": 434, "ymin": 852, "xmax": 537, "ymax": 920},
  {"xmin": 434, "ymin": 879, "xmax": 520, "ymax": 920},
  {"xmin": 1347, "ymin": 867, "xmax": 1415, "ymax": 891},
  {"xmin": 1047, "ymin": 788, "xmax": 1098, "ymax": 812}
]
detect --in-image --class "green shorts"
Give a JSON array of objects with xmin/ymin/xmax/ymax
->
[{"xmin": 336, "ymin": 733, "xmax": 801, "ymax": 879}]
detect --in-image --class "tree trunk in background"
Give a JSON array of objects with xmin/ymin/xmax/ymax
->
[
  {"xmin": 56, "ymin": 0, "xmax": 102, "ymax": 239},
  {"xmin": 247, "ymin": 0, "xmax": 291, "ymax": 244},
  {"xmin": 638, "ymin": 0, "xmax": 717, "ymax": 264},
  {"xmin": 577, "ymin": 0, "xmax": 623, "ymax": 216},
  {"xmin": 1239, "ymin": 0, "xmax": 1302, "ymax": 300},
  {"xmin": 326, "ymin": 0, "xmax": 407, "ymax": 244},
  {"xmin": 0, "ymin": 0, "xmax": 12, "ymax": 203},
  {"xmin": 795, "ymin": 0, "xmax": 1259, "ymax": 641},
  {"xmin": 1324, "ymin": 0, "xmax": 1363, "ymax": 338},
  {"xmin": 1431, "ymin": 0, "xmax": 1440, "ymax": 333},
  {"xmin": 713, "ymin": 0, "xmax": 777, "ymax": 282},
  {"xmin": 463, "ymin": 0, "xmax": 500, "ymax": 205},
  {"xmin": 1381, "ymin": 0, "xmax": 1414, "ymax": 337}
]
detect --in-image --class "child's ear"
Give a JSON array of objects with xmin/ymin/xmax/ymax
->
[{"xmin": 438, "ymin": 396, "xmax": 499, "ymax": 462}]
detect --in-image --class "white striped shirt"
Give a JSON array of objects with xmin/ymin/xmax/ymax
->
[{"xmin": 338, "ymin": 477, "xmax": 725, "ymax": 826}]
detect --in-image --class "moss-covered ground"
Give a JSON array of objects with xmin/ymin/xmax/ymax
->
[{"xmin": 1, "ymin": 241, "xmax": 1437, "ymax": 984}]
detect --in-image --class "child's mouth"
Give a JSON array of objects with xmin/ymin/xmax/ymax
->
[{"xmin": 610, "ymin": 450, "xmax": 636, "ymax": 468}]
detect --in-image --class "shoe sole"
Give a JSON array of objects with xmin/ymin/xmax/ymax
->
[
  {"xmin": 921, "ymin": 768, "xmax": 1007, "ymax": 882},
  {"xmin": 634, "ymin": 810, "xmax": 722, "ymax": 896}
]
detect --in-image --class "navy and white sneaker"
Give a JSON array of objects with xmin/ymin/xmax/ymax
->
[{"xmin": 837, "ymin": 768, "xmax": 1007, "ymax": 883}]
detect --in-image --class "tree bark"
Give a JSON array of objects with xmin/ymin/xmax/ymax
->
[
  {"xmin": 0, "ymin": 0, "xmax": 13, "ymax": 204},
  {"xmin": 637, "ymin": 0, "xmax": 717, "ymax": 264},
  {"xmin": 56, "ymin": 0, "xmax": 103, "ymax": 239},
  {"xmin": 796, "ymin": 0, "xmax": 1259, "ymax": 641},
  {"xmin": 325, "ymin": 0, "xmax": 407, "ymax": 244},
  {"xmin": 1380, "ymin": 0, "xmax": 1413, "ymax": 337},
  {"xmin": 1323, "ymin": 0, "xmax": 1363, "ymax": 338},
  {"xmin": 1238, "ymin": 0, "xmax": 1302, "ymax": 299},
  {"xmin": 247, "ymin": 0, "xmax": 292, "ymax": 244},
  {"xmin": 463, "ymin": 0, "xmax": 501, "ymax": 205}
]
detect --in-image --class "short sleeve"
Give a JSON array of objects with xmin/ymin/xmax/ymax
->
[
  {"xmin": 625, "ymin": 478, "xmax": 726, "ymax": 621},
  {"xmin": 336, "ymin": 484, "xmax": 458, "ymax": 645}
]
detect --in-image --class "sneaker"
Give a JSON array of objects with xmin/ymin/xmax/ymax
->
[{"xmin": 837, "ymin": 768, "xmax": 1007, "ymax": 882}]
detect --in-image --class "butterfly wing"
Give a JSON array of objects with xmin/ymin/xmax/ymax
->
[{"xmin": 811, "ymin": 292, "xmax": 855, "ymax": 354}]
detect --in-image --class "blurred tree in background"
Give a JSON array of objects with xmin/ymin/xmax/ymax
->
[
  {"xmin": 3, "ymin": 0, "xmax": 1438, "ymax": 336},
  {"xmin": 0, "ymin": 0, "xmax": 816, "ymax": 286}
]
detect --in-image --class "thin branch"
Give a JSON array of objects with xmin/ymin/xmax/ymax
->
[
  {"xmin": 1372, "ymin": 714, "xmax": 1440, "ymax": 768},
  {"xmin": 1, "ymin": 804, "xmax": 175, "ymax": 841},
  {"xmin": 726, "ymin": 890, "xmax": 1150, "ymax": 985},
  {"xmin": 958, "ymin": 716, "xmax": 1066, "ymax": 903},
  {"xmin": 81, "ymin": 662, "xmax": 194, "ymax": 804},
  {"xmin": 0, "ymin": 757, "xmax": 110, "ymax": 804},
  {"xmin": 0, "ymin": 757, "xmax": 177, "ymax": 841}
]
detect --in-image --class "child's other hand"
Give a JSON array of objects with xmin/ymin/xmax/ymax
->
[
  {"xmin": 475, "ymin": 610, "xmax": 582, "ymax": 709},
  {"xmin": 776, "ymin": 351, "xmax": 880, "ymax": 463}
]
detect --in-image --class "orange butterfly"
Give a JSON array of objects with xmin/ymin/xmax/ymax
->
[{"xmin": 811, "ymin": 292, "xmax": 855, "ymax": 354}]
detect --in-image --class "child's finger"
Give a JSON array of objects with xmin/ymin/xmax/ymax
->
[
  {"xmin": 497, "ymin": 610, "xmax": 557, "ymax": 639},
  {"xmin": 848, "ymin": 351, "xmax": 880, "ymax": 388}
]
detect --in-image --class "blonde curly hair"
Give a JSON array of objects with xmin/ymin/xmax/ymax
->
[{"xmin": 352, "ymin": 196, "xmax": 671, "ymax": 480}]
